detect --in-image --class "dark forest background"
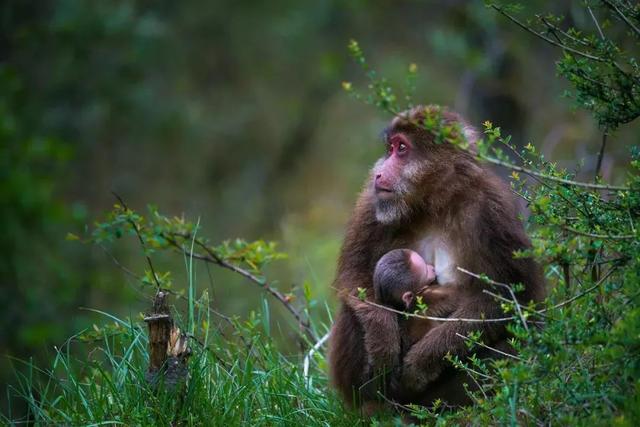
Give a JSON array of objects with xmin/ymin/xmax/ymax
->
[{"xmin": 2, "ymin": 0, "xmax": 638, "ymax": 415}]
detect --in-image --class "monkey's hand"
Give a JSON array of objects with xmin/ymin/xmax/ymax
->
[
  {"xmin": 400, "ymin": 345, "xmax": 443, "ymax": 394},
  {"xmin": 400, "ymin": 300, "xmax": 503, "ymax": 393},
  {"xmin": 399, "ymin": 318, "xmax": 461, "ymax": 393}
]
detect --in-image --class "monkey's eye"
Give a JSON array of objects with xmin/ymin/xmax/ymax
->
[{"xmin": 397, "ymin": 142, "xmax": 408, "ymax": 154}]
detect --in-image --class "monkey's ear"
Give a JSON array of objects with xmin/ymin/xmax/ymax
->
[{"xmin": 402, "ymin": 291, "xmax": 414, "ymax": 309}]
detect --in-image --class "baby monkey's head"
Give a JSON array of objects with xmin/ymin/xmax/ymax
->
[{"xmin": 373, "ymin": 248, "xmax": 436, "ymax": 311}]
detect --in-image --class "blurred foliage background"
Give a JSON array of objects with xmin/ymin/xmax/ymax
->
[{"xmin": 1, "ymin": 0, "xmax": 639, "ymax": 415}]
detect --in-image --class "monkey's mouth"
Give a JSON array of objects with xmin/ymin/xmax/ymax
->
[{"xmin": 374, "ymin": 185, "xmax": 394, "ymax": 196}]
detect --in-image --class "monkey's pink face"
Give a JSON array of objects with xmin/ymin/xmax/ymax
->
[
  {"xmin": 372, "ymin": 132, "xmax": 421, "ymax": 224},
  {"xmin": 374, "ymin": 133, "xmax": 412, "ymax": 196}
]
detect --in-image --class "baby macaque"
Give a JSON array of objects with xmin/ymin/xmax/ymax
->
[{"xmin": 373, "ymin": 249, "xmax": 456, "ymax": 346}]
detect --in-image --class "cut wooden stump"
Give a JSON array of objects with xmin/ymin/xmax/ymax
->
[{"xmin": 144, "ymin": 290, "xmax": 191, "ymax": 389}]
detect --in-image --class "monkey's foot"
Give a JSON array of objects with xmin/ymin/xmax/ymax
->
[{"xmin": 400, "ymin": 358, "xmax": 441, "ymax": 393}]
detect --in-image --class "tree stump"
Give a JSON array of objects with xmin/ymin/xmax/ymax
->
[{"xmin": 144, "ymin": 290, "xmax": 191, "ymax": 389}]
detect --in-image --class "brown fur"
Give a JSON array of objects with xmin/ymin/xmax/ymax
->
[
  {"xmin": 372, "ymin": 249, "xmax": 457, "ymax": 346},
  {"xmin": 404, "ymin": 285, "xmax": 458, "ymax": 345},
  {"xmin": 328, "ymin": 106, "xmax": 545, "ymax": 409}
]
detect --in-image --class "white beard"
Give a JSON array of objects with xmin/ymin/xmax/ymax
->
[
  {"xmin": 375, "ymin": 197, "xmax": 410, "ymax": 224},
  {"xmin": 371, "ymin": 158, "xmax": 420, "ymax": 224}
]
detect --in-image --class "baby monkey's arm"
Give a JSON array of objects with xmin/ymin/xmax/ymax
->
[{"xmin": 414, "ymin": 284, "xmax": 459, "ymax": 318}]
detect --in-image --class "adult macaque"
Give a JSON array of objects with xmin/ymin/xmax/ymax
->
[
  {"xmin": 373, "ymin": 248, "xmax": 456, "ymax": 346},
  {"xmin": 328, "ymin": 105, "xmax": 545, "ymax": 409}
]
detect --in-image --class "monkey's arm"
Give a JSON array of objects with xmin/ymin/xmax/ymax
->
[
  {"xmin": 419, "ymin": 285, "xmax": 459, "ymax": 317},
  {"xmin": 344, "ymin": 291, "xmax": 401, "ymax": 372},
  {"xmin": 399, "ymin": 295, "xmax": 505, "ymax": 393}
]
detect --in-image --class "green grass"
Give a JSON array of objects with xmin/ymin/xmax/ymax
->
[
  {"xmin": 3, "ymin": 206, "xmax": 388, "ymax": 426},
  {"xmin": 3, "ymin": 307, "xmax": 381, "ymax": 426}
]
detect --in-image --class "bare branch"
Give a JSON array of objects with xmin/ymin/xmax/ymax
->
[
  {"xmin": 602, "ymin": 0, "xmax": 640, "ymax": 37},
  {"xmin": 303, "ymin": 332, "xmax": 331, "ymax": 385},
  {"xmin": 457, "ymin": 264, "xmax": 620, "ymax": 317},
  {"xmin": 562, "ymin": 225, "xmax": 634, "ymax": 240},
  {"xmin": 457, "ymin": 267, "xmax": 529, "ymax": 331},
  {"xmin": 587, "ymin": 6, "xmax": 605, "ymax": 39},
  {"xmin": 349, "ymin": 296, "xmax": 518, "ymax": 324},
  {"xmin": 455, "ymin": 332, "xmax": 523, "ymax": 361},
  {"xmin": 543, "ymin": 267, "xmax": 617, "ymax": 312},
  {"xmin": 594, "ymin": 131, "xmax": 609, "ymax": 180},
  {"xmin": 490, "ymin": 4, "xmax": 606, "ymax": 62},
  {"xmin": 539, "ymin": 15, "xmax": 591, "ymax": 47},
  {"xmin": 99, "ymin": 244, "xmax": 147, "ymax": 286},
  {"xmin": 482, "ymin": 289, "xmax": 549, "ymax": 321}
]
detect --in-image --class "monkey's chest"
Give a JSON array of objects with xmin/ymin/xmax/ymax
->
[{"xmin": 414, "ymin": 235, "xmax": 457, "ymax": 285}]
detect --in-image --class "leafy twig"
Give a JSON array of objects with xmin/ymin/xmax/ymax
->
[
  {"xmin": 479, "ymin": 153, "xmax": 630, "ymax": 191},
  {"xmin": 111, "ymin": 192, "xmax": 162, "ymax": 290},
  {"xmin": 163, "ymin": 234, "xmax": 316, "ymax": 340}
]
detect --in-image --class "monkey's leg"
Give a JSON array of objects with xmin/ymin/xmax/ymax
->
[
  {"xmin": 330, "ymin": 303, "xmax": 402, "ymax": 409},
  {"xmin": 328, "ymin": 306, "xmax": 369, "ymax": 406},
  {"xmin": 347, "ymin": 293, "xmax": 401, "ymax": 372}
]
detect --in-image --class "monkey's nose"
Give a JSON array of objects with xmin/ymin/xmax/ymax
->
[{"xmin": 375, "ymin": 173, "xmax": 382, "ymax": 180}]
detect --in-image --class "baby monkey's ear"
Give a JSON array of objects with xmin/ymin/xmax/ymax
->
[{"xmin": 402, "ymin": 291, "xmax": 415, "ymax": 309}]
